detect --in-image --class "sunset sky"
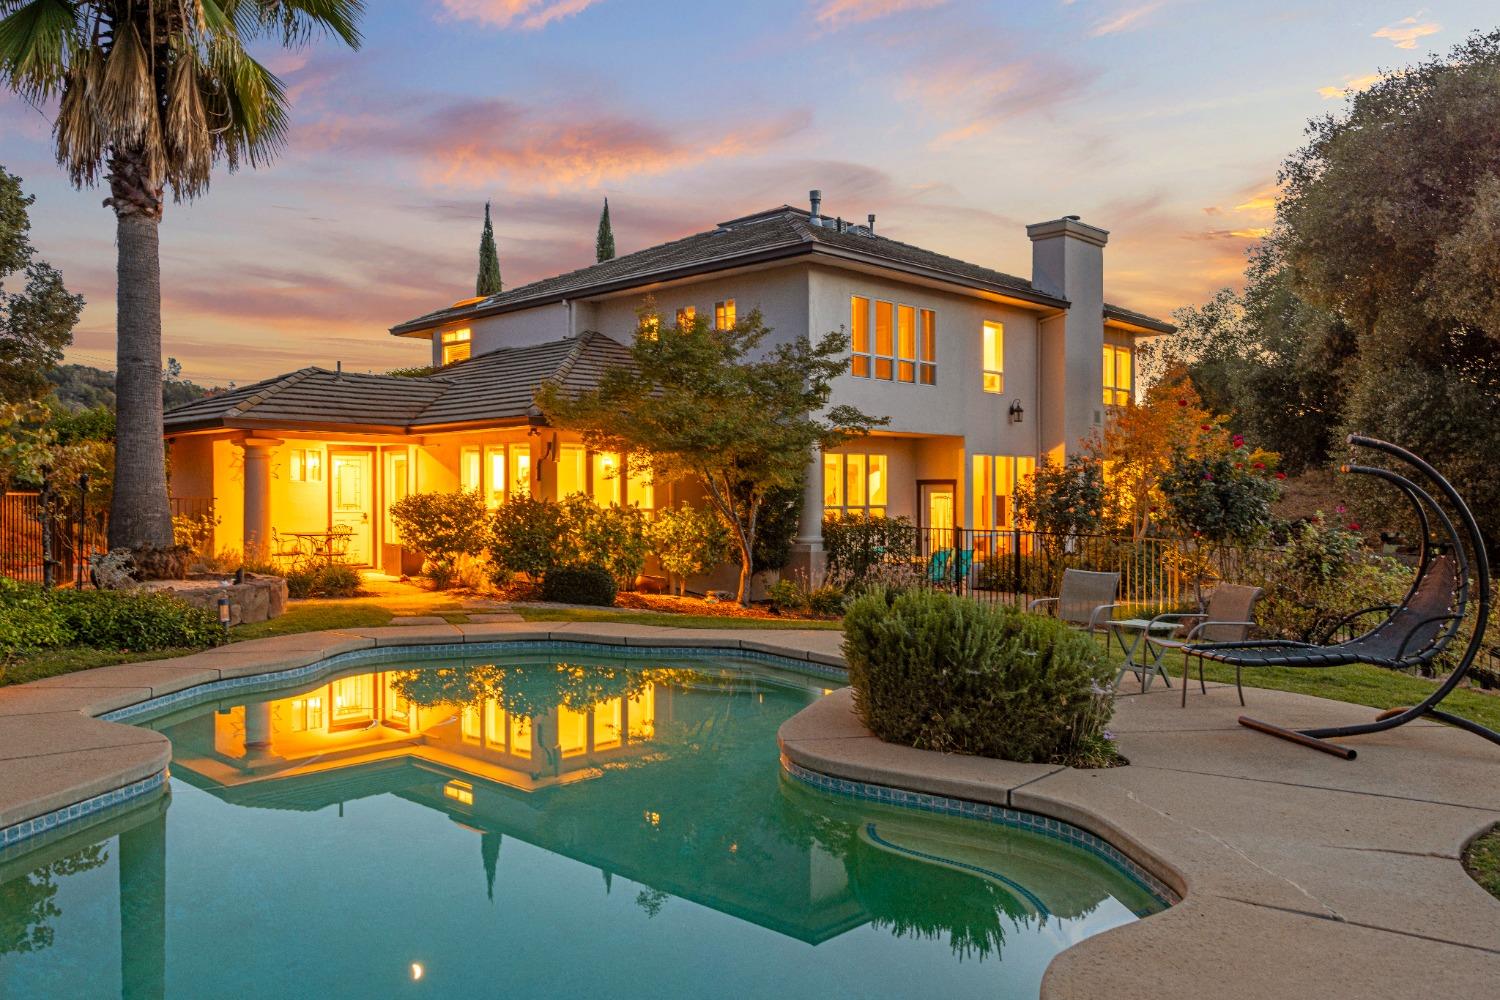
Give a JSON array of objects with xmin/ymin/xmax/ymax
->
[{"xmin": 1, "ymin": 1, "xmax": 1492, "ymax": 386}]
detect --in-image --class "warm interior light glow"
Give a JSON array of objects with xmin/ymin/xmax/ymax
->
[
  {"xmin": 443, "ymin": 780, "xmax": 475, "ymax": 806},
  {"xmin": 410, "ymin": 962, "xmax": 425, "ymax": 981}
]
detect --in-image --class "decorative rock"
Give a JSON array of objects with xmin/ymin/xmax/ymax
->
[{"xmin": 139, "ymin": 573, "xmax": 288, "ymax": 626}]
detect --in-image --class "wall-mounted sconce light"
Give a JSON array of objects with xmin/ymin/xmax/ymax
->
[{"xmin": 1008, "ymin": 400, "xmax": 1025, "ymax": 425}]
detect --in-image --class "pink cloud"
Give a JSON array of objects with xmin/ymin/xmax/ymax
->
[
  {"xmin": 437, "ymin": 0, "xmax": 605, "ymax": 30},
  {"xmin": 1090, "ymin": 1, "xmax": 1166, "ymax": 37},
  {"xmin": 811, "ymin": 0, "xmax": 947, "ymax": 29}
]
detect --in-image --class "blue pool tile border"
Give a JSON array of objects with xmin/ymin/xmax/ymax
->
[
  {"xmin": 3, "ymin": 639, "xmax": 840, "ymax": 851},
  {"xmin": 781, "ymin": 755, "xmax": 1179, "ymax": 912},
  {"xmin": 0, "ymin": 770, "xmax": 167, "ymax": 852},
  {"xmin": 99, "ymin": 641, "xmax": 846, "ymax": 725}
]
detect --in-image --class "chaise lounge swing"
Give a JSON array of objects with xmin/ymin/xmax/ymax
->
[{"xmin": 1186, "ymin": 435, "xmax": 1494, "ymax": 760}]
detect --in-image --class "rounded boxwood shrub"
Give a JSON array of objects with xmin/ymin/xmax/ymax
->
[
  {"xmin": 541, "ymin": 563, "xmax": 618, "ymax": 606},
  {"xmin": 285, "ymin": 563, "xmax": 362, "ymax": 599},
  {"xmin": 842, "ymin": 588, "xmax": 1115, "ymax": 765}
]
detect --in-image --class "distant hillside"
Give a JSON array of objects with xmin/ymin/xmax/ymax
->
[{"xmin": 46, "ymin": 364, "xmax": 214, "ymax": 412}]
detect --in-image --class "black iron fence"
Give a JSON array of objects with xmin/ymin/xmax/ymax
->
[
  {"xmin": 1, "ymin": 484, "xmax": 214, "ymax": 587},
  {"xmin": 843, "ymin": 524, "xmax": 1286, "ymax": 612}
]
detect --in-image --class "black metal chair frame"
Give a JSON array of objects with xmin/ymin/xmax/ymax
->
[{"xmin": 1188, "ymin": 435, "xmax": 1494, "ymax": 760}]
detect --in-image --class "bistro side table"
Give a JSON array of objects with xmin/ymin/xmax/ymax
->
[{"xmin": 1109, "ymin": 618, "xmax": 1180, "ymax": 692}]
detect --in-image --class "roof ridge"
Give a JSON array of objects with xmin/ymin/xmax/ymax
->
[
  {"xmin": 541, "ymin": 332, "xmax": 593, "ymax": 400},
  {"xmin": 225, "ymin": 367, "xmax": 317, "ymax": 418}
]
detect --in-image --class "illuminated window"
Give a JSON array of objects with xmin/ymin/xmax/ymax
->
[
  {"xmin": 850, "ymin": 296, "xmax": 870, "ymax": 377},
  {"xmin": 675, "ymin": 306, "xmax": 696, "ymax": 328},
  {"xmin": 591, "ymin": 451, "xmax": 622, "ymax": 507},
  {"xmin": 982, "ymin": 322, "xmax": 1004, "ymax": 394},
  {"xmin": 896, "ymin": 304, "xmax": 917, "ymax": 383},
  {"xmin": 441, "ymin": 328, "xmax": 471, "ymax": 365},
  {"xmin": 460, "ymin": 447, "xmax": 481, "ymax": 493},
  {"xmin": 460, "ymin": 704, "xmax": 481, "ymax": 743},
  {"xmin": 593, "ymin": 698, "xmax": 623, "ymax": 751},
  {"xmin": 383, "ymin": 674, "xmax": 410, "ymax": 727},
  {"xmin": 384, "ymin": 452, "xmax": 409, "ymax": 542},
  {"xmin": 485, "ymin": 446, "xmax": 506, "ymax": 508},
  {"xmin": 509, "ymin": 713, "xmax": 531, "ymax": 759},
  {"xmin": 640, "ymin": 315, "xmax": 660, "ymax": 340},
  {"xmin": 289, "ymin": 448, "xmax": 323, "ymax": 483},
  {"xmin": 874, "ymin": 300, "xmax": 894, "ymax": 380},
  {"xmin": 823, "ymin": 453, "xmax": 887, "ymax": 519},
  {"xmin": 972, "ymin": 455, "xmax": 1036, "ymax": 530},
  {"xmin": 290, "ymin": 695, "xmax": 324, "ymax": 732},
  {"xmin": 558, "ymin": 444, "xmax": 587, "ymax": 498},
  {"xmin": 331, "ymin": 675, "xmax": 374, "ymax": 728},
  {"xmin": 558, "ymin": 706, "xmax": 588, "ymax": 757},
  {"xmin": 484, "ymin": 699, "xmax": 506, "ymax": 750},
  {"xmin": 919, "ymin": 309, "xmax": 936, "ymax": 385},
  {"xmin": 627, "ymin": 686, "xmax": 655, "ymax": 741},
  {"xmin": 714, "ymin": 299, "xmax": 736, "ymax": 330},
  {"xmin": 626, "ymin": 463, "xmax": 654, "ymax": 509},
  {"xmin": 510, "ymin": 444, "xmax": 532, "ymax": 497},
  {"xmin": 1103, "ymin": 345, "xmax": 1133, "ymax": 405},
  {"xmin": 443, "ymin": 779, "xmax": 474, "ymax": 806}
]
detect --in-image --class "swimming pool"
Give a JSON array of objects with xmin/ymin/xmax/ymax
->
[{"xmin": 0, "ymin": 646, "xmax": 1168, "ymax": 999}]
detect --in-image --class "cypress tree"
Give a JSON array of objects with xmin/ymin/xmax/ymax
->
[
  {"xmin": 476, "ymin": 201, "xmax": 502, "ymax": 296},
  {"xmin": 595, "ymin": 197, "xmax": 616, "ymax": 263}
]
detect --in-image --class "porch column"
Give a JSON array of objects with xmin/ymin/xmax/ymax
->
[
  {"xmin": 239, "ymin": 436, "xmax": 282, "ymax": 556},
  {"xmin": 788, "ymin": 450, "xmax": 826, "ymax": 579}
]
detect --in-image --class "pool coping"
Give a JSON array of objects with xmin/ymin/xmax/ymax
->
[{"xmin": 4, "ymin": 620, "xmax": 1499, "ymax": 999}]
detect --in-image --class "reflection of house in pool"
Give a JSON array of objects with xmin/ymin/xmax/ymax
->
[{"xmin": 163, "ymin": 665, "xmax": 872, "ymax": 943}]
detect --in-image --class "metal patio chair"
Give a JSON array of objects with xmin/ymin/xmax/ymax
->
[
  {"xmin": 1029, "ymin": 569, "xmax": 1121, "ymax": 636},
  {"xmin": 1142, "ymin": 583, "xmax": 1263, "ymax": 707},
  {"xmin": 1188, "ymin": 435, "xmax": 1493, "ymax": 759}
]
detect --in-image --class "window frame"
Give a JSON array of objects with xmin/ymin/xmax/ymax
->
[
  {"xmin": 675, "ymin": 305, "xmax": 696, "ymax": 328},
  {"xmin": 1103, "ymin": 344, "xmax": 1134, "ymax": 406},
  {"xmin": 441, "ymin": 328, "xmax": 472, "ymax": 365},
  {"xmin": 982, "ymin": 321, "xmax": 1004, "ymax": 394},
  {"xmin": 714, "ymin": 298, "xmax": 736, "ymax": 330},
  {"xmin": 822, "ymin": 452, "xmax": 889, "ymax": 519}
]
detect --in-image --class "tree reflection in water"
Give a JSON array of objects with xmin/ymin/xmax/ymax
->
[{"xmin": 0, "ymin": 846, "xmax": 108, "ymax": 957}]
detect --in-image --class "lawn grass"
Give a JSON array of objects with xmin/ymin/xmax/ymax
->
[
  {"xmin": 1463, "ymin": 825, "xmax": 1500, "ymax": 900},
  {"xmin": 1110, "ymin": 641, "xmax": 1500, "ymax": 732},
  {"xmin": 231, "ymin": 602, "xmax": 395, "ymax": 639}
]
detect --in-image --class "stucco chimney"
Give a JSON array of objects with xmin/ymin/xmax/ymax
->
[
  {"xmin": 1026, "ymin": 216, "xmax": 1109, "ymax": 460},
  {"xmin": 808, "ymin": 189, "xmax": 822, "ymax": 227},
  {"xmin": 867, "ymin": 213, "xmax": 876, "ymax": 233}
]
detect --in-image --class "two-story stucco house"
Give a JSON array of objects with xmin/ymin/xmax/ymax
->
[{"xmin": 163, "ymin": 191, "xmax": 1172, "ymax": 582}]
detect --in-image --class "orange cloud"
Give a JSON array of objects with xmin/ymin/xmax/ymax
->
[
  {"xmin": 1317, "ymin": 72, "xmax": 1382, "ymax": 99},
  {"xmin": 1090, "ymin": 1, "xmax": 1165, "ymax": 37},
  {"xmin": 1232, "ymin": 189, "xmax": 1277, "ymax": 219},
  {"xmin": 1372, "ymin": 16, "xmax": 1439, "ymax": 50},
  {"xmin": 811, "ymin": 0, "xmax": 947, "ymax": 28},
  {"xmin": 438, "ymin": 0, "xmax": 604, "ymax": 30}
]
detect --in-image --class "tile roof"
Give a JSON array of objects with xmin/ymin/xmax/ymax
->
[
  {"xmin": 389, "ymin": 207, "xmax": 1101, "ymax": 336},
  {"xmin": 1104, "ymin": 302, "xmax": 1176, "ymax": 335},
  {"xmin": 164, "ymin": 331, "xmax": 634, "ymax": 434}
]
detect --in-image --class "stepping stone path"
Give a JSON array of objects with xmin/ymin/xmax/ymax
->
[{"xmin": 387, "ymin": 615, "xmax": 449, "ymax": 626}]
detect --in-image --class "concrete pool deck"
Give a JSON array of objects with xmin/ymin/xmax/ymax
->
[{"xmin": 2, "ymin": 621, "xmax": 1497, "ymax": 997}]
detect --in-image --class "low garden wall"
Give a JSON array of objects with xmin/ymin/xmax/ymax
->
[{"xmin": 140, "ymin": 573, "xmax": 287, "ymax": 626}]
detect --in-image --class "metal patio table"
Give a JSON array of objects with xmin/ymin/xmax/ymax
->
[{"xmin": 1109, "ymin": 618, "xmax": 1180, "ymax": 692}]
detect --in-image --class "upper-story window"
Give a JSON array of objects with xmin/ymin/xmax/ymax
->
[
  {"xmin": 714, "ymin": 299, "xmax": 736, "ymax": 330},
  {"xmin": 982, "ymin": 321, "xmax": 1004, "ymax": 394},
  {"xmin": 1103, "ymin": 345, "xmax": 1133, "ymax": 406},
  {"xmin": 850, "ymin": 296, "xmax": 935, "ymax": 384},
  {"xmin": 441, "ymin": 328, "xmax": 471, "ymax": 365},
  {"xmin": 640, "ymin": 314, "xmax": 660, "ymax": 340},
  {"xmin": 675, "ymin": 306, "xmax": 696, "ymax": 328}
]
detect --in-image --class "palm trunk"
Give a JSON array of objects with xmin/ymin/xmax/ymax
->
[{"xmin": 107, "ymin": 153, "xmax": 173, "ymax": 551}]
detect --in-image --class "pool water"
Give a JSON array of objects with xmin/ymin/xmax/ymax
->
[{"xmin": 0, "ymin": 650, "xmax": 1166, "ymax": 999}]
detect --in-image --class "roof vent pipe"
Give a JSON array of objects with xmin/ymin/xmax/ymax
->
[
  {"xmin": 835, "ymin": 216, "xmax": 844, "ymax": 232},
  {"xmin": 808, "ymin": 189, "xmax": 822, "ymax": 227},
  {"xmin": 867, "ymin": 213, "xmax": 876, "ymax": 233}
]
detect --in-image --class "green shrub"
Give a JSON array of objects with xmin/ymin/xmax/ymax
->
[
  {"xmin": 766, "ymin": 576, "xmax": 806, "ymax": 614},
  {"xmin": 647, "ymin": 502, "xmax": 732, "ymax": 593},
  {"xmin": 48, "ymin": 588, "xmax": 224, "ymax": 650},
  {"xmin": 541, "ymin": 563, "xmax": 618, "ymax": 606},
  {"xmin": 285, "ymin": 563, "xmax": 362, "ymax": 599},
  {"xmin": 806, "ymin": 583, "xmax": 846, "ymax": 617},
  {"xmin": 843, "ymin": 589, "xmax": 1115, "ymax": 765},
  {"xmin": 488, "ymin": 495, "xmax": 576, "ymax": 583},
  {"xmin": 566, "ymin": 494, "xmax": 649, "ymax": 589},
  {"xmin": 0, "ymin": 579, "xmax": 71, "ymax": 652},
  {"xmin": 1252, "ymin": 515, "xmax": 1410, "ymax": 645},
  {"xmin": 389, "ymin": 490, "xmax": 489, "ymax": 589},
  {"xmin": 822, "ymin": 515, "xmax": 918, "ymax": 582}
]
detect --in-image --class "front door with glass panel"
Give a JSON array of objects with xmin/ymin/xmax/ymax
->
[
  {"xmin": 330, "ymin": 451, "xmax": 373, "ymax": 565},
  {"xmin": 919, "ymin": 481, "xmax": 956, "ymax": 554}
]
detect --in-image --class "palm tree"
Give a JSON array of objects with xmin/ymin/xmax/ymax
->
[{"xmin": 0, "ymin": 1, "xmax": 362, "ymax": 550}]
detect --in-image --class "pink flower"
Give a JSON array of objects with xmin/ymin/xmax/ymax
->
[
  {"xmin": 1202, "ymin": 472, "xmax": 1214, "ymax": 481},
  {"xmin": 1335, "ymin": 505, "xmax": 1346, "ymax": 514},
  {"xmin": 1275, "ymin": 472, "xmax": 1287, "ymax": 480},
  {"xmin": 1200, "ymin": 424, "xmax": 1211, "ymax": 431},
  {"xmin": 1348, "ymin": 522, "xmax": 1362, "ymax": 531},
  {"xmin": 1253, "ymin": 461, "xmax": 1266, "ymax": 470}
]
